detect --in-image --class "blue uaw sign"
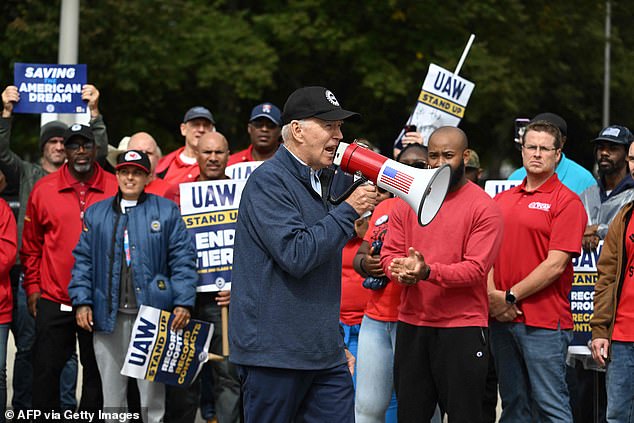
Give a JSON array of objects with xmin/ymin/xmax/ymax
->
[
  {"xmin": 121, "ymin": 306, "xmax": 213, "ymax": 387},
  {"xmin": 13, "ymin": 63, "xmax": 87, "ymax": 114},
  {"xmin": 180, "ymin": 179, "xmax": 246, "ymax": 292}
]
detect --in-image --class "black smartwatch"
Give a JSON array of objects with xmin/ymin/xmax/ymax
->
[{"xmin": 505, "ymin": 289, "xmax": 517, "ymax": 305}]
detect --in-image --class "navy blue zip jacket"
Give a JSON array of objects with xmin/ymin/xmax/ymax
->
[
  {"xmin": 69, "ymin": 191, "xmax": 197, "ymax": 333},
  {"xmin": 229, "ymin": 146, "xmax": 359, "ymax": 370}
]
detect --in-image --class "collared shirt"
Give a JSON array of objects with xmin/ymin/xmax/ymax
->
[
  {"xmin": 494, "ymin": 173, "xmax": 587, "ymax": 329},
  {"xmin": 282, "ymin": 145, "xmax": 322, "ymax": 197}
]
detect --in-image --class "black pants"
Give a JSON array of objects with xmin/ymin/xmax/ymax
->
[
  {"xmin": 394, "ymin": 323, "xmax": 489, "ymax": 423},
  {"xmin": 31, "ymin": 298, "xmax": 103, "ymax": 412},
  {"xmin": 165, "ymin": 293, "xmax": 242, "ymax": 423}
]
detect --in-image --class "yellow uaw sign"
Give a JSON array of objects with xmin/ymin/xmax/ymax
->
[{"xmin": 418, "ymin": 91, "xmax": 465, "ymax": 118}]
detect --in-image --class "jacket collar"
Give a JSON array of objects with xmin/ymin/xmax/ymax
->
[
  {"xmin": 111, "ymin": 190, "xmax": 149, "ymax": 213},
  {"xmin": 598, "ymin": 174, "xmax": 634, "ymax": 202}
]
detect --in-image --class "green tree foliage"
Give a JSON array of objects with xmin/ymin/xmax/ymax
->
[{"xmin": 1, "ymin": 0, "xmax": 632, "ymax": 176}]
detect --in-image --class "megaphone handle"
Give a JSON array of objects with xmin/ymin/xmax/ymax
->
[{"xmin": 329, "ymin": 175, "xmax": 368, "ymax": 205}]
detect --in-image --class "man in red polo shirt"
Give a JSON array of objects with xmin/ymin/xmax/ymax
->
[
  {"xmin": 488, "ymin": 120, "xmax": 587, "ymax": 422},
  {"xmin": 228, "ymin": 102, "xmax": 282, "ymax": 165},
  {"xmin": 21, "ymin": 124, "xmax": 118, "ymax": 413},
  {"xmin": 157, "ymin": 106, "xmax": 215, "ymax": 185}
]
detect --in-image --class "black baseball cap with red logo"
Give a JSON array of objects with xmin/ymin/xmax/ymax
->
[{"xmin": 115, "ymin": 150, "xmax": 151, "ymax": 174}]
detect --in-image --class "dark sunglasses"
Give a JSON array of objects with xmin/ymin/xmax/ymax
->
[{"xmin": 65, "ymin": 140, "xmax": 95, "ymax": 151}]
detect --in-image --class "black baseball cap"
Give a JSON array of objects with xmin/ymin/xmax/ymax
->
[
  {"xmin": 592, "ymin": 125, "xmax": 634, "ymax": 145},
  {"xmin": 183, "ymin": 106, "xmax": 215, "ymax": 124},
  {"xmin": 281, "ymin": 86, "xmax": 360, "ymax": 125},
  {"xmin": 63, "ymin": 123, "xmax": 94, "ymax": 145},
  {"xmin": 531, "ymin": 113, "xmax": 567, "ymax": 137},
  {"xmin": 115, "ymin": 150, "xmax": 151, "ymax": 174}
]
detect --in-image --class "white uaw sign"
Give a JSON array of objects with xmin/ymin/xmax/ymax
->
[{"xmin": 396, "ymin": 63, "xmax": 475, "ymax": 147}]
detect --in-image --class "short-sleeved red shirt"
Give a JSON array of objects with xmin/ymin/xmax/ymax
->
[
  {"xmin": 493, "ymin": 173, "xmax": 587, "ymax": 330},
  {"xmin": 363, "ymin": 198, "xmax": 402, "ymax": 322}
]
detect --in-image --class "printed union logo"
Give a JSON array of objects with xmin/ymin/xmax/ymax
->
[
  {"xmin": 125, "ymin": 151, "xmax": 142, "ymax": 161},
  {"xmin": 215, "ymin": 277, "xmax": 226, "ymax": 289},
  {"xmin": 71, "ymin": 123, "xmax": 82, "ymax": 131},
  {"xmin": 150, "ymin": 220, "xmax": 161, "ymax": 232},
  {"xmin": 46, "ymin": 104, "xmax": 55, "ymax": 112},
  {"xmin": 325, "ymin": 90, "xmax": 339, "ymax": 106},
  {"xmin": 198, "ymin": 351, "xmax": 208, "ymax": 362},
  {"xmin": 602, "ymin": 127, "xmax": 621, "ymax": 137},
  {"xmin": 528, "ymin": 201, "xmax": 551, "ymax": 212}
]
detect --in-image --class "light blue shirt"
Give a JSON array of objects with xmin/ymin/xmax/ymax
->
[{"xmin": 507, "ymin": 153, "xmax": 596, "ymax": 195}]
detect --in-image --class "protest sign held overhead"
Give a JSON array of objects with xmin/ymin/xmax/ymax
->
[
  {"xmin": 180, "ymin": 179, "xmax": 247, "ymax": 292},
  {"xmin": 13, "ymin": 63, "xmax": 87, "ymax": 114},
  {"xmin": 395, "ymin": 35, "xmax": 476, "ymax": 149},
  {"xmin": 121, "ymin": 306, "xmax": 213, "ymax": 387}
]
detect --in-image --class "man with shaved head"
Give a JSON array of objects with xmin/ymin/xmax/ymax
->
[
  {"xmin": 164, "ymin": 130, "xmax": 241, "ymax": 423},
  {"xmin": 488, "ymin": 120, "xmax": 587, "ymax": 422},
  {"xmin": 381, "ymin": 126, "xmax": 504, "ymax": 422}
]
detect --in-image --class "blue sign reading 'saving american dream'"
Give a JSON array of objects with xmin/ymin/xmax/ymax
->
[{"xmin": 13, "ymin": 63, "xmax": 87, "ymax": 114}]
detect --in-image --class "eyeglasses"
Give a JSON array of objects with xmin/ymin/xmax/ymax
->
[
  {"xmin": 250, "ymin": 120, "xmax": 278, "ymax": 130},
  {"xmin": 65, "ymin": 141, "xmax": 95, "ymax": 151},
  {"xmin": 522, "ymin": 144, "xmax": 559, "ymax": 153}
]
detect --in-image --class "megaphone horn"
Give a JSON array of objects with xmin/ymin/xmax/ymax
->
[{"xmin": 333, "ymin": 141, "xmax": 451, "ymax": 226}]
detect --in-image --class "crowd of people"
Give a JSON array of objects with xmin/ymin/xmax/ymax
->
[{"xmin": 0, "ymin": 81, "xmax": 633, "ymax": 423}]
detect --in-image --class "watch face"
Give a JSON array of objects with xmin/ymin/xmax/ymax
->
[{"xmin": 505, "ymin": 290, "xmax": 516, "ymax": 304}]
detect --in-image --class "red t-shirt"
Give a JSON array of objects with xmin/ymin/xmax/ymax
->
[
  {"xmin": 340, "ymin": 237, "xmax": 370, "ymax": 325},
  {"xmin": 381, "ymin": 182, "xmax": 504, "ymax": 328},
  {"xmin": 612, "ymin": 216, "xmax": 634, "ymax": 341},
  {"xmin": 145, "ymin": 177, "xmax": 174, "ymax": 198},
  {"xmin": 363, "ymin": 198, "xmax": 402, "ymax": 322},
  {"xmin": 493, "ymin": 174, "xmax": 587, "ymax": 330}
]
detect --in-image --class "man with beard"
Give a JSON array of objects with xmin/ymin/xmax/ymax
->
[
  {"xmin": 228, "ymin": 102, "xmax": 282, "ymax": 165},
  {"xmin": 381, "ymin": 126, "xmax": 504, "ymax": 422},
  {"xmin": 488, "ymin": 120, "xmax": 587, "ymax": 422},
  {"xmin": 580, "ymin": 125, "xmax": 634, "ymax": 251},
  {"xmin": 1, "ymin": 83, "xmax": 108, "ymax": 413},
  {"xmin": 21, "ymin": 124, "xmax": 117, "ymax": 414}
]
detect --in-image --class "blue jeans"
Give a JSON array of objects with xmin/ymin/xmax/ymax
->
[
  {"xmin": 0, "ymin": 324, "xmax": 9, "ymax": 423},
  {"xmin": 341, "ymin": 322, "xmax": 360, "ymax": 386},
  {"xmin": 490, "ymin": 321, "xmax": 573, "ymax": 423},
  {"xmin": 10, "ymin": 279, "xmax": 34, "ymax": 411},
  {"xmin": 606, "ymin": 341, "xmax": 634, "ymax": 422},
  {"xmin": 354, "ymin": 316, "xmax": 398, "ymax": 423}
]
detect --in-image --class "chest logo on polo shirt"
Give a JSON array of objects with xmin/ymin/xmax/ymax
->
[{"xmin": 528, "ymin": 201, "xmax": 551, "ymax": 212}]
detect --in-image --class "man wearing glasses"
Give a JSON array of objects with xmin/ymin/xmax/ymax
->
[
  {"xmin": 228, "ymin": 102, "xmax": 282, "ymax": 165},
  {"xmin": 488, "ymin": 120, "xmax": 587, "ymax": 422},
  {"xmin": 21, "ymin": 124, "xmax": 117, "ymax": 413}
]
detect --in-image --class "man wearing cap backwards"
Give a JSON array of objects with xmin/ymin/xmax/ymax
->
[
  {"xmin": 157, "ymin": 106, "xmax": 215, "ymax": 185},
  {"xmin": 20, "ymin": 124, "xmax": 117, "ymax": 413},
  {"xmin": 1, "ymin": 84, "xmax": 108, "ymax": 413},
  {"xmin": 489, "ymin": 120, "xmax": 587, "ymax": 422},
  {"xmin": 227, "ymin": 102, "xmax": 282, "ymax": 165},
  {"xmin": 229, "ymin": 86, "xmax": 378, "ymax": 422},
  {"xmin": 508, "ymin": 112, "xmax": 596, "ymax": 195},
  {"xmin": 68, "ymin": 150, "xmax": 197, "ymax": 423}
]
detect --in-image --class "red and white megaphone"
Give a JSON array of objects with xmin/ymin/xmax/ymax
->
[{"xmin": 333, "ymin": 141, "xmax": 451, "ymax": 226}]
